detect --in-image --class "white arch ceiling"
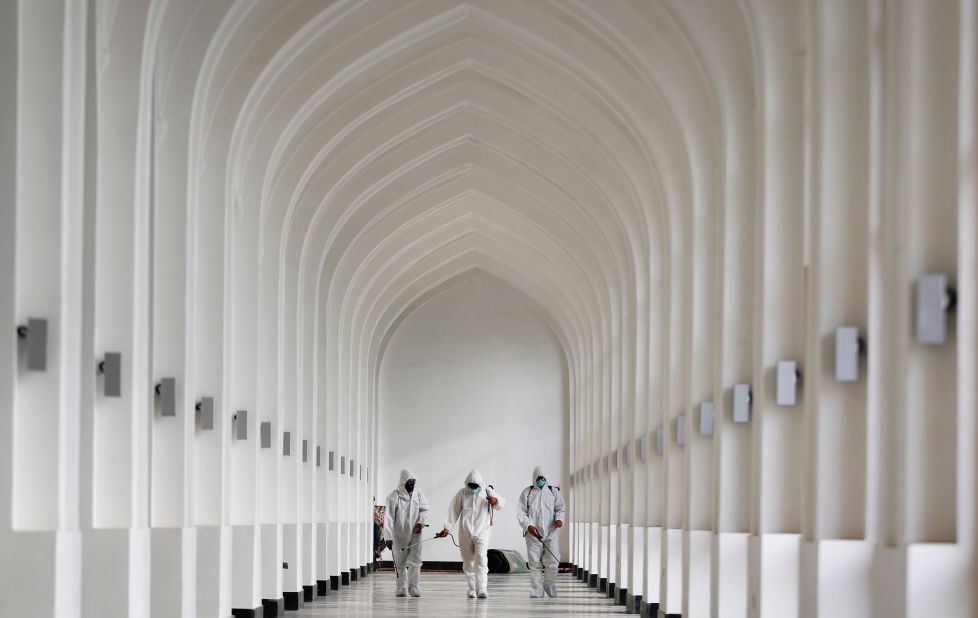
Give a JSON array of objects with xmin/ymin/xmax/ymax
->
[
  {"xmin": 154, "ymin": 0, "xmax": 750, "ymax": 533},
  {"xmin": 175, "ymin": 4, "xmax": 725, "ymax": 388}
]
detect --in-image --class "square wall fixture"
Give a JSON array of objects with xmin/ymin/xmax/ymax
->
[
  {"xmin": 776, "ymin": 361, "xmax": 799, "ymax": 406},
  {"xmin": 835, "ymin": 326, "xmax": 862, "ymax": 382},
  {"xmin": 732, "ymin": 385, "xmax": 751, "ymax": 423}
]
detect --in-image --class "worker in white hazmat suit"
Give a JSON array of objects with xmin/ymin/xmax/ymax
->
[
  {"xmin": 383, "ymin": 468, "xmax": 429, "ymax": 597},
  {"xmin": 517, "ymin": 465, "xmax": 565, "ymax": 598},
  {"xmin": 437, "ymin": 469, "xmax": 506, "ymax": 599}
]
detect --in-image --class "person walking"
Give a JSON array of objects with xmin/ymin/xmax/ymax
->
[{"xmin": 437, "ymin": 469, "xmax": 505, "ymax": 599}]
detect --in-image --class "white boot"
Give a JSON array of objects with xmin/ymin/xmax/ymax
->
[
  {"xmin": 545, "ymin": 582, "xmax": 558, "ymax": 598},
  {"xmin": 529, "ymin": 587, "xmax": 545, "ymax": 598}
]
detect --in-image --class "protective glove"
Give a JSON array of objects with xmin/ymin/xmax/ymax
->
[
  {"xmin": 413, "ymin": 523, "xmax": 424, "ymax": 534},
  {"xmin": 486, "ymin": 496, "xmax": 498, "ymax": 506},
  {"xmin": 554, "ymin": 520, "xmax": 563, "ymax": 528},
  {"xmin": 436, "ymin": 528, "xmax": 449, "ymax": 538},
  {"xmin": 527, "ymin": 525, "xmax": 540, "ymax": 538}
]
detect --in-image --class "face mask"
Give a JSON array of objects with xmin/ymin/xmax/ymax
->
[
  {"xmin": 405, "ymin": 481, "xmax": 415, "ymax": 493},
  {"xmin": 467, "ymin": 483, "xmax": 480, "ymax": 494},
  {"xmin": 535, "ymin": 479, "xmax": 546, "ymax": 488}
]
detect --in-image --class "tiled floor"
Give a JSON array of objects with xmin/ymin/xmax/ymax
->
[{"xmin": 292, "ymin": 571, "xmax": 629, "ymax": 616}]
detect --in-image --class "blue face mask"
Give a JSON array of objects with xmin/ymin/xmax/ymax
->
[
  {"xmin": 535, "ymin": 479, "xmax": 546, "ymax": 488},
  {"xmin": 467, "ymin": 484, "xmax": 480, "ymax": 495}
]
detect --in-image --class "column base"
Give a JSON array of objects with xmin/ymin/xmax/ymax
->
[
  {"xmin": 330, "ymin": 575, "xmax": 340, "ymax": 590},
  {"xmin": 589, "ymin": 573, "xmax": 598, "ymax": 588},
  {"xmin": 316, "ymin": 580, "xmax": 330, "ymax": 596},
  {"xmin": 618, "ymin": 587, "xmax": 627, "ymax": 605},
  {"xmin": 283, "ymin": 591, "xmax": 303, "ymax": 611},
  {"xmin": 607, "ymin": 581, "xmax": 615, "ymax": 598},
  {"xmin": 625, "ymin": 593, "xmax": 642, "ymax": 614},
  {"xmin": 350, "ymin": 568, "xmax": 358, "ymax": 582},
  {"xmin": 260, "ymin": 598, "xmax": 283, "ymax": 617},
  {"xmin": 599, "ymin": 577, "xmax": 608, "ymax": 592},
  {"xmin": 341, "ymin": 571, "xmax": 350, "ymax": 586},
  {"xmin": 302, "ymin": 585, "xmax": 313, "ymax": 602},
  {"xmin": 639, "ymin": 600, "xmax": 659, "ymax": 618},
  {"xmin": 230, "ymin": 607, "xmax": 264, "ymax": 618}
]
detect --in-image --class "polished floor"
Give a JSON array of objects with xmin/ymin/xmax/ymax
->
[{"xmin": 292, "ymin": 572, "xmax": 629, "ymax": 616}]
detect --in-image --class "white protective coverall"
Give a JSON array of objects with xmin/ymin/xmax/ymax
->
[
  {"xmin": 443, "ymin": 469, "xmax": 506, "ymax": 596},
  {"xmin": 517, "ymin": 465, "xmax": 566, "ymax": 597},
  {"xmin": 383, "ymin": 468, "xmax": 430, "ymax": 594}
]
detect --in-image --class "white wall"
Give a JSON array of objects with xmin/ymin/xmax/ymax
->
[{"xmin": 379, "ymin": 274, "xmax": 568, "ymax": 562}]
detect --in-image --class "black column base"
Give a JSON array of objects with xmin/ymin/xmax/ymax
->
[
  {"xmin": 261, "ymin": 598, "xmax": 283, "ymax": 617},
  {"xmin": 578, "ymin": 568, "xmax": 586, "ymax": 581},
  {"xmin": 350, "ymin": 568, "xmax": 358, "ymax": 582},
  {"xmin": 626, "ymin": 593, "xmax": 642, "ymax": 614},
  {"xmin": 330, "ymin": 575, "xmax": 340, "ymax": 590},
  {"xmin": 599, "ymin": 577, "xmax": 608, "ymax": 592},
  {"xmin": 316, "ymin": 580, "xmax": 330, "ymax": 596},
  {"xmin": 360, "ymin": 565, "xmax": 367, "ymax": 578},
  {"xmin": 231, "ymin": 606, "xmax": 264, "ymax": 618},
  {"xmin": 341, "ymin": 571, "xmax": 350, "ymax": 586},
  {"xmin": 302, "ymin": 585, "xmax": 313, "ymax": 602},
  {"xmin": 283, "ymin": 591, "xmax": 303, "ymax": 611},
  {"xmin": 640, "ymin": 600, "xmax": 660, "ymax": 618},
  {"xmin": 618, "ymin": 587, "xmax": 627, "ymax": 605},
  {"xmin": 607, "ymin": 581, "xmax": 615, "ymax": 598},
  {"xmin": 588, "ymin": 573, "xmax": 598, "ymax": 588}
]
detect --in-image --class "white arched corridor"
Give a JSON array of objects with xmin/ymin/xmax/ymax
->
[{"xmin": 0, "ymin": 1, "xmax": 976, "ymax": 617}]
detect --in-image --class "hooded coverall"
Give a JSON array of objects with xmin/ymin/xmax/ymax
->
[
  {"xmin": 517, "ymin": 465, "xmax": 565, "ymax": 597},
  {"xmin": 443, "ymin": 469, "xmax": 506, "ymax": 595},
  {"xmin": 383, "ymin": 468, "xmax": 430, "ymax": 594}
]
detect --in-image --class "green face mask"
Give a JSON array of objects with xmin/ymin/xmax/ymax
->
[
  {"xmin": 535, "ymin": 479, "xmax": 546, "ymax": 488},
  {"xmin": 467, "ymin": 484, "xmax": 480, "ymax": 495}
]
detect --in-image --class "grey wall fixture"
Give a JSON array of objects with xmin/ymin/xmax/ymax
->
[
  {"xmin": 329, "ymin": 451, "xmax": 335, "ymax": 470},
  {"xmin": 835, "ymin": 326, "xmax": 863, "ymax": 382},
  {"xmin": 234, "ymin": 410, "xmax": 248, "ymax": 440},
  {"xmin": 302, "ymin": 440, "xmax": 308, "ymax": 462},
  {"xmin": 675, "ymin": 414, "xmax": 686, "ymax": 446},
  {"xmin": 18, "ymin": 317, "xmax": 48, "ymax": 371},
  {"xmin": 283, "ymin": 432, "xmax": 291, "ymax": 455},
  {"xmin": 655, "ymin": 425, "xmax": 664, "ymax": 455},
  {"xmin": 316, "ymin": 446, "xmax": 321, "ymax": 467},
  {"xmin": 915, "ymin": 273, "xmax": 955, "ymax": 345},
  {"xmin": 776, "ymin": 361, "xmax": 799, "ymax": 406},
  {"xmin": 621, "ymin": 443, "xmax": 630, "ymax": 466},
  {"xmin": 732, "ymin": 384, "xmax": 752, "ymax": 423},
  {"xmin": 349, "ymin": 459, "xmax": 355, "ymax": 476},
  {"xmin": 637, "ymin": 435, "xmax": 648, "ymax": 462},
  {"xmin": 196, "ymin": 397, "xmax": 214, "ymax": 430},
  {"xmin": 340, "ymin": 456, "xmax": 346, "ymax": 474},
  {"xmin": 260, "ymin": 422, "xmax": 271, "ymax": 448},
  {"xmin": 99, "ymin": 352, "xmax": 122, "ymax": 397},
  {"xmin": 156, "ymin": 378, "xmax": 176, "ymax": 416},
  {"xmin": 698, "ymin": 401, "xmax": 715, "ymax": 436}
]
